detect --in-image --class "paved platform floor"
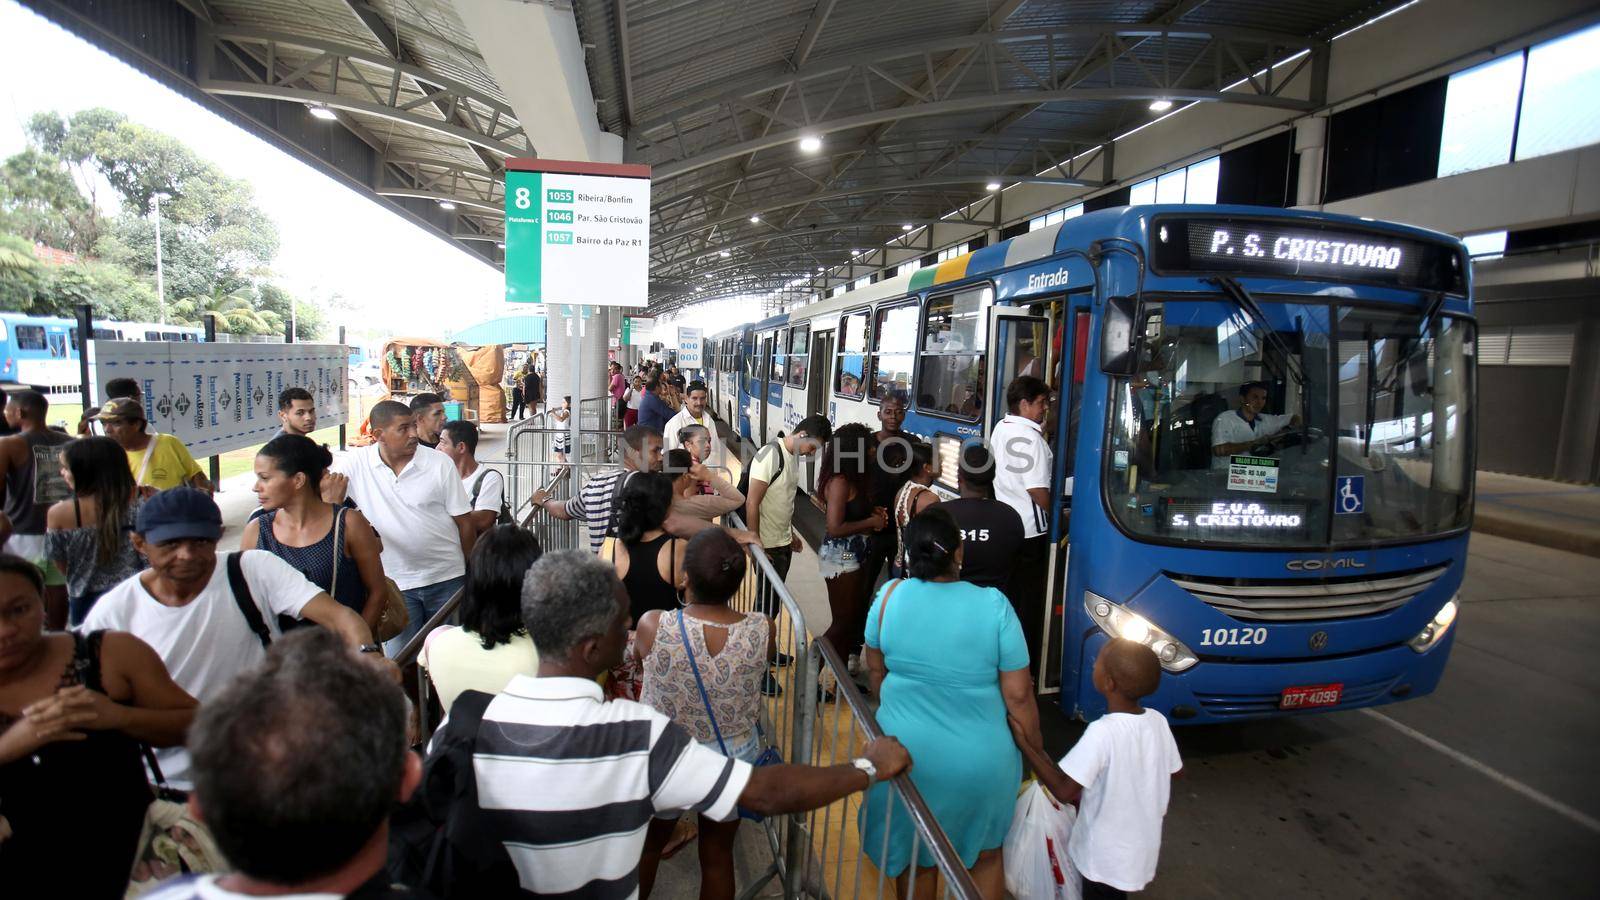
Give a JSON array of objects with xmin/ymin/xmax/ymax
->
[
  {"xmin": 1475, "ymin": 470, "xmax": 1600, "ymax": 557},
  {"xmin": 221, "ymin": 427, "xmax": 1598, "ymax": 898}
]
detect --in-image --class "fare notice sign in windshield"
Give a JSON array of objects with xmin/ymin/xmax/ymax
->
[
  {"xmin": 504, "ymin": 158, "xmax": 651, "ymax": 307},
  {"xmin": 1228, "ymin": 455, "xmax": 1279, "ymax": 493}
]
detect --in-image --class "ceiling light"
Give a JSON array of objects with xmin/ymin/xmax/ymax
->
[
  {"xmin": 817, "ymin": 266, "xmax": 826, "ymax": 272},
  {"xmin": 438, "ymin": 200, "xmax": 457, "ymax": 210},
  {"xmin": 851, "ymin": 248, "xmax": 861, "ymax": 255},
  {"xmin": 719, "ymin": 250, "xmax": 731, "ymax": 258},
  {"xmin": 308, "ymin": 104, "xmax": 338, "ymax": 121},
  {"xmin": 705, "ymin": 273, "xmax": 714, "ymax": 278},
  {"xmin": 749, "ymin": 214, "xmax": 761, "ymax": 224},
  {"xmin": 901, "ymin": 224, "xmax": 914, "ymax": 232},
  {"xmin": 496, "ymin": 241, "xmax": 506, "ymax": 249},
  {"xmin": 985, "ymin": 181, "xmax": 1002, "ymax": 191},
  {"xmin": 799, "ymin": 134, "xmax": 823, "ymax": 153},
  {"xmin": 1148, "ymin": 99, "xmax": 1173, "ymax": 112}
]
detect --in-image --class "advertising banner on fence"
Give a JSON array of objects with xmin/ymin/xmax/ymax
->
[
  {"xmin": 94, "ymin": 341, "xmax": 349, "ymax": 457},
  {"xmin": 676, "ymin": 326, "xmax": 703, "ymax": 368}
]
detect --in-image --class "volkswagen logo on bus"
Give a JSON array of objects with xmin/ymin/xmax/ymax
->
[
  {"xmin": 1286, "ymin": 557, "xmax": 1366, "ymax": 572},
  {"xmin": 1309, "ymin": 631, "xmax": 1330, "ymax": 651}
]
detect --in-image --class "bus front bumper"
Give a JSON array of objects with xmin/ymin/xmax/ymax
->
[{"xmin": 1075, "ymin": 629, "xmax": 1457, "ymax": 723}]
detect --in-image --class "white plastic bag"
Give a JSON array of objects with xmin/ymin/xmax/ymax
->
[{"xmin": 1003, "ymin": 781, "xmax": 1080, "ymax": 900}]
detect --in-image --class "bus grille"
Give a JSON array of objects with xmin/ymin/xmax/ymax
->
[{"xmin": 1169, "ymin": 565, "xmax": 1448, "ymax": 622}]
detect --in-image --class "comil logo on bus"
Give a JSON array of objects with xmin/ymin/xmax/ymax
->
[
  {"xmin": 1207, "ymin": 229, "xmax": 1405, "ymax": 270},
  {"xmin": 1286, "ymin": 557, "xmax": 1368, "ymax": 572}
]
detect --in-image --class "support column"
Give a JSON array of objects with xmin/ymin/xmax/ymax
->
[
  {"xmin": 544, "ymin": 306, "xmax": 576, "ymax": 411},
  {"xmin": 1294, "ymin": 117, "xmax": 1328, "ymax": 208}
]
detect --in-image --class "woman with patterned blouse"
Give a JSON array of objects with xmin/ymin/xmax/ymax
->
[{"xmin": 635, "ymin": 529, "xmax": 773, "ymax": 900}]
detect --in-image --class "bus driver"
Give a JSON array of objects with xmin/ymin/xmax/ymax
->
[{"xmin": 1211, "ymin": 381, "xmax": 1300, "ymax": 467}]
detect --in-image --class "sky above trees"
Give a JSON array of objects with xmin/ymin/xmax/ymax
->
[{"xmin": 0, "ymin": 1, "xmax": 507, "ymax": 343}]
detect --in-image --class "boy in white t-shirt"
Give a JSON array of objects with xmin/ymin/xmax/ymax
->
[{"xmin": 1020, "ymin": 639, "xmax": 1183, "ymax": 898}]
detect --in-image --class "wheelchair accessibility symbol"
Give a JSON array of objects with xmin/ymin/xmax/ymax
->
[{"xmin": 1336, "ymin": 476, "xmax": 1364, "ymax": 515}]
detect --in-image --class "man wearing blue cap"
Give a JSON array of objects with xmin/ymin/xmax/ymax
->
[{"xmin": 81, "ymin": 487, "xmax": 384, "ymax": 789}]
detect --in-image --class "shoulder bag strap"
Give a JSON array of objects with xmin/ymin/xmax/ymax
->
[
  {"xmin": 328, "ymin": 505, "xmax": 344, "ymax": 600},
  {"xmin": 469, "ymin": 468, "xmax": 490, "ymax": 506},
  {"xmin": 134, "ymin": 432, "xmax": 158, "ymax": 486},
  {"xmin": 605, "ymin": 470, "xmax": 632, "ymax": 537},
  {"xmin": 227, "ymin": 551, "xmax": 272, "ymax": 650},
  {"xmin": 875, "ymin": 578, "xmax": 904, "ymax": 640},
  {"xmin": 676, "ymin": 610, "xmax": 729, "ymax": 754}
]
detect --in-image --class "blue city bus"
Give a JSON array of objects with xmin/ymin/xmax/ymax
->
[
  {"xmin": 0, "ymin": 312, "xmax": 206, "ymax": 393},
  {"xmin": 706, "ymin": 204, "xmax": 1473, "ymax": 722}
]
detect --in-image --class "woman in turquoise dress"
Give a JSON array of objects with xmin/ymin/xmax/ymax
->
[{"xmin": 860, "ymin": 506, "xmax": 1044, "ymax": 899}]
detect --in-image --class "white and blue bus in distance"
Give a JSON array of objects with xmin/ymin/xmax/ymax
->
[
  {"xmin": 705, "ymin": 204, "xmax": 1473, "ymax": 722},
  {"xmin": 0, "ymin": 313, "xmax": 206, "ymax": 394}
]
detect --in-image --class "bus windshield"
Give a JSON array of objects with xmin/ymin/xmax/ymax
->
[{"xmin": 1105, "ymin": 296, "xmax": 1474, "ymax": 548}]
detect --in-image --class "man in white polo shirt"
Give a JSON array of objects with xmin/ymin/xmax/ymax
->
[
  {"xmin": 991, "ymin": 374, "xmax": 1055, "ymax": 671},
  {"xmin": 1211, "ymin": 381, "xmax": 1299, "ymax": 467},
  {"xmin": 332, "ymin": 400, "xmax": 474, "ymax": 653},
  {"xmin": 662, "ymin": 380, "xmax": 724, "ymax": 466}
]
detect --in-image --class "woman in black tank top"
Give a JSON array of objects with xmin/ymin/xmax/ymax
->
[
  {"xmin": 612, "ymin": 473, "xmax": 687, "ymax": 621},
  {"xmin": 605, "ymin": 473, "xmax": 686, "ymax": 701}
]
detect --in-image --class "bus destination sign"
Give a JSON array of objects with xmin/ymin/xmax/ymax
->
[{"xmin": 1150, "ymin": 216, "xmax": 1465, "ymax": 294}]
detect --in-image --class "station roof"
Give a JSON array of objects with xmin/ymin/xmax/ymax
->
[
  {"xmin": 570, "ymin": 0, "xmax": 1411, "ymax": 314},
  {"xmin": 30, "ymin": 0, "xmax": 1409, "ymax": 310}
]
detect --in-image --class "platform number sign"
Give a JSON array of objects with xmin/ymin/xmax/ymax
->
[
  {"xmin": 503, "ymin": 162, "xmax": 651, "ymax": 308},
  {"xmin": 1335, "ymin": 475, "xmax": 1364, "ymax": 515}
]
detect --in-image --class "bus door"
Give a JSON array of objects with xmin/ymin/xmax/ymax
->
[
  {"xmin": 985, "ymin": 308, "xmax": 1050, "ymax": 438},
  {"xmin": 807, "ymin": 329, "xmax": 834, "ymax": 418},
  {"xmin": 757, "ymin": 333, "xmax": 773, "ymax": 444},
  {"xmin": 1043, "ymin": 298, "xmax": 1091, "ymax": 693}
]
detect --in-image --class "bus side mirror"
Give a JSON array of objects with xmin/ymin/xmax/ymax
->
[{"xmin": 1100, "ymin": 295, "xmax": 1141, "ymax": 376}]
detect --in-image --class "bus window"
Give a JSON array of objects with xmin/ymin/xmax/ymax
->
[
  {"xmin": 145, "ymin": 331, "xmax": 161, "ymax": 341},
  {"xmin": 769, "ymin": 329, "xmax": 787, "ymax": 383},
  {"xmin": 836, "ymin": 309, "xmax": 869, "ymax": 398},
  {"xmin": 870, "ymin": 303, "xmax": 918, "ymax": 401},
  {"xmin": 744, "ymin": 336, "xmax": 761, "ymax": 380},
  {"xmin": 917, "ymin": 286, "xmax": 990, "ymax": 419},
  {"xmin": 787, "ymin": 324, "xmax": 809, "ymax": 387},
  {"xmin": 14, "ymin": 326, "xmax": 46, "ymax": 351}
]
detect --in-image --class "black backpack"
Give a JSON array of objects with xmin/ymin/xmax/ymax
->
[
  {"xmin": 387, "ymin": 691, "xmax": 520, "ymax": 898},
  {"xmin": 468, "ymin": 469, "xmax": 513, "ymax": 526},
  {"xmin": 736, "ymin": 440, "xmax": 785, "ymax": 500}
]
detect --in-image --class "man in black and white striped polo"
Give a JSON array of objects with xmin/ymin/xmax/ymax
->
[{"xmin": 432, "ymin": 550, "xmax": 911, "ymax": 899}]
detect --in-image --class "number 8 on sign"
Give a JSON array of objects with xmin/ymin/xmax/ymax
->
[{"xmin": 514, "ymin": 186, "xmax": 532, "ymax": 209}]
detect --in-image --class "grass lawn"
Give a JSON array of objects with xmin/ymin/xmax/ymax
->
[{"xmin": 215, "ymin": 425, "xmax": 346, "ymax": 481}]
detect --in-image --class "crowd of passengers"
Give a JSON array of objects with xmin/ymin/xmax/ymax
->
[{"xmin": 0, "ymin": 364, "xmax": 1179, "ymax": 900}]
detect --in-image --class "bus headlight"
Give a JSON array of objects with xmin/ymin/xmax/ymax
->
[
  {"xmin": 1084, "ymin": 591, "xmax": 1198, "ymax": 673},
  {"xmin": 1407, "ymin": 597, "xmax": 1459, "ymax": 653}
]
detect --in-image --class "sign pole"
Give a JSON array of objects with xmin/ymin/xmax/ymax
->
[
  {"xmin": 204, "ymin": 315, "xmax": 221, "ymax": 493},
  {"xmin": 338, "ymin": 325, "xmax": 347, "ymax": 451},
  {"xmin": 570, "ymin": 305, "xmax": 584, "ymax": 490},
  {"xmin": 75, "ymin": 303, "xmax": 93, "ymax": 418}
]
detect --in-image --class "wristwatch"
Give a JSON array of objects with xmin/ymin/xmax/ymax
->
[
  {"xmin": 358, "ymin": 643, "xmax": 384, "ymax": 654},
  {"xmin": 851, "ymin": 756, "xmax": 877, "ymax": 787}
]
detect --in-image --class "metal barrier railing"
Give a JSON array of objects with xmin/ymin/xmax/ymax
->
[
  {"xmin": 722, "ymin": 512, "xmax": 983, "ymax": 900},
  {"xmin": 399, "ymin": 434, "xmax": 981, "ymax": 899}
]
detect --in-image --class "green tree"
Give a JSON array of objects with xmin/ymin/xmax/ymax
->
[
  {"xmin": 28, "ymin": 109, "xmax": 279, "ymax": 280},
  {"xmin": 0, "ymin": 235, "xmax": 45, "ymax": 311},
  {"xmin": 0, "ymin": 147, "xmax": 99, "ymax": 252},
  {"xmin": 169, "ymin": 286, "xmax": 283, "ymax": 336},
  {"xmin": 257, "ymin": 282, "xmax": 326, "ymax": 340},
  {"xmin": 96, "ymin": 214, "xmax": 229, "ymax": 303}
]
